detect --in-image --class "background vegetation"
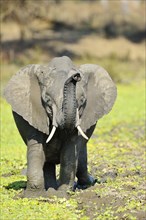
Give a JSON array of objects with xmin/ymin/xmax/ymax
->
[{"xmin": 0, "ymin": 0, "xmax": 145, "ymax": 219}]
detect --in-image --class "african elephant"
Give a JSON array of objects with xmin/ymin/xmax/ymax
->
[{"xmin": 4, "ymin": 56, "xmax": 117, "ymax": 198}]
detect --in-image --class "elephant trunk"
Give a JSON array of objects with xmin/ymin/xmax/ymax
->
[
  {"xmin": 63, "ymin": 73, "xmax": 81, "ymax": 130},
  {"xmin": 46, "ymin": 73, "xmax": 89, "ymax": 143}
]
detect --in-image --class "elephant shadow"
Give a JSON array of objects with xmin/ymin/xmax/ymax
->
[{"xmin": 5, "ymin": 181, "xmax": 26, "ymax": 191}]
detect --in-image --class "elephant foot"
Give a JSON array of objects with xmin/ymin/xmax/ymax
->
[
  {"xmin": 23, "ymin": 188, "xmax": 48, "ymax": 198},
  {"xmin": 17, "ymin": 187, "xmax": 73, "ymax": 199},
  {"xmin": 75, "ymin": 175, "xmax": 97, "ymax": 190}
]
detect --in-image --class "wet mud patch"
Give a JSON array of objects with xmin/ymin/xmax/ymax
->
[
  {"xmin": 73, "ymin": 181, "xmax": 146, "ymax": 219},
  {"xmin": 75, "ymin": 135, "xmax": 146, "ymax": 219}
]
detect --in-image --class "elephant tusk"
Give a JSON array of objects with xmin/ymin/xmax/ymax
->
[
  {"xmin": 46, "ymin": 126, "xmax": 57, "ymax": 143},
  {"xmin": 77, "ymin": 126, "xmax": 89, "ymax": 140}
]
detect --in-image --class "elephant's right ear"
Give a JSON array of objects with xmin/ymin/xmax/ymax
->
[
  {"xmin": 3, "ymin": 65, "xmax": 49, "ymax": 135},
  {"xmin": 79, "ymin": 64, "xmax": 117, "ymax": 132}
]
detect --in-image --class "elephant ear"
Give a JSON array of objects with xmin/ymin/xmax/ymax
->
[
  {"xmin": 79, "ymin": 64, "xmax": 117, "ymax": 132},
  {"xmin": 4, "ymin": 65, "xmax": 49, "ymax": 135}
]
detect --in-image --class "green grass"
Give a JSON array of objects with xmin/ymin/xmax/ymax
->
[{"xmin": 0, "ymin": 82, "xmax": 145, "ymax": 219}]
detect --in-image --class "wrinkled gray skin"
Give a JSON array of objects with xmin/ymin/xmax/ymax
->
[{"xmin": 4, "ymin": 56, "xmax": 117, "ymax": 198}]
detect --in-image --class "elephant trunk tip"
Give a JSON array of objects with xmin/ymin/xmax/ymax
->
[
  {"xmin": 72, "ymin": 73, "xmax": 81, "ymax": 82},
  {"xmin": 65, "ymin": 73, "xmax": 81, "ymax": 85}
]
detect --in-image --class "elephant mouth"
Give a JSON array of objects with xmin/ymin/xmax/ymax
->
[{"xmin": 46, "ymin": 73, "xmax": 88, "ymax": 143}]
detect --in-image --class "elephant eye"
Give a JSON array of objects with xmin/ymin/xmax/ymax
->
[
  {"xmin": 79, "ymin": 96, "xmax": 86, "ymax": 106},
  {"xmin": 46, "ymin": 96, "xmax": 53, "ymax": 107}
]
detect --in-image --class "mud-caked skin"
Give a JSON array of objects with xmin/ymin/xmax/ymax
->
[{"xmin": 4, "ymin": 56, "xmax": 117, "ymax": 198}]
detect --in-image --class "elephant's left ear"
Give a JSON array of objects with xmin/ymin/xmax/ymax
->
[
  {"xmin": 79, "ymin": 64, "xmax": 117, "ymax": 131},
  {"xmin": 3, "ymin": 65, "xmax": 49, "ymax": 135}
]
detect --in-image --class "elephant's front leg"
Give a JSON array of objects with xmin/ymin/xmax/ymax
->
[
  {"xmin": 59, "ymin": 140, "xmax": 78, "ymax": 193},
  {"xmin": 76, "ymin": 144, "xmax": 97, "ymax": 189},
  {"xmin": 24, "ymin": 139, "xmax": 46, "ymax": 198},
  {"xmin": 43, "ymin": 162, "xmax": 57, "ymax": 190}
]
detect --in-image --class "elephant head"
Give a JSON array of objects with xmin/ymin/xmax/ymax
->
[{"xmin": 4, "ymin": 56, "xmax": 117, "ymax": 142}]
